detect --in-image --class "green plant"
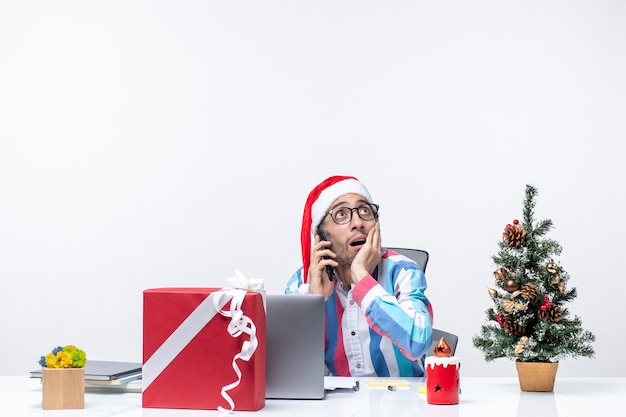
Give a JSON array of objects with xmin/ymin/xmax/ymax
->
[
  {"xmin": 39, "ymin": 345, "xmax": 87, "ymax": 368},
  {"xmin": 473, "ymin": 185, "xmax": 595, "ymax": 362}
]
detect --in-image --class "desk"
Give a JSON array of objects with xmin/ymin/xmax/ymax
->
[{"xmin": 2, "ymin": 377, "xmax": 623, "ymax": 416}]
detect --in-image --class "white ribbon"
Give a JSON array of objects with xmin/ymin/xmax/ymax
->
[
  {"xmin": 226, "ymin": 269, "xmax": 265, "ymax": 294},
  {"xmin": 143, "ymin": 270, "xmax": 265, "ymax": 412},
  {"xmin": 214, "ymin": 270, "xmax": 265, "ymax": 412}
]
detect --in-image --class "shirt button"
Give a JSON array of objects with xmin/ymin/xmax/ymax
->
[
  {"xmin": 356, "ymin": 363, "xmax": 362, "ymax": 369},
  {"xmin": 350, "ymin": 300, "xmax": 355, "ymax": 305},
  {"xmin": 351, "ymin": 331, "xmax": 356, "ymax": 336}
]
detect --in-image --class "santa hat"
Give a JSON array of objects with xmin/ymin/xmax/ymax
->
[{"xmin": 300, "ymin": 175, "xmax": 373, "ymax": 283}]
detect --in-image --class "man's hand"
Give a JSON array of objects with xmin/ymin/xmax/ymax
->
[
  {"xmin": 351, "ymin": 222, "xmax": 382, "ymax": 284},
  {"xmin": 308, "ymin": 234, "xmax": 337, "ymax": 300}
]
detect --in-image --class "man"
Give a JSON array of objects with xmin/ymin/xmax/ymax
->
[{"xmin": 286, "ymin": 175, "xmax": 433, "ymax": 377}]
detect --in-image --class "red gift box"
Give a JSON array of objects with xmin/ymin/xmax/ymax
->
[{"xmin": 142, "ymin": 287, "xmax": 266, "ymax": 411}]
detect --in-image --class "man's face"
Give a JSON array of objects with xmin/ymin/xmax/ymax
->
[{"xmin": 319, "ymin": 193, "xmax": 378, "ymax": 267}]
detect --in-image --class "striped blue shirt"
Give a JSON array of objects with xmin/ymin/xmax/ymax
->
[{"xmin": 286, "ymin": 249, "xmax": 433, "ymax": 377}]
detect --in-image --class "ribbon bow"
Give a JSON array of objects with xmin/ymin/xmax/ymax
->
[
  {"xmin": 213, "ymin": 270, "xmax": 265, "ymax": 413},
  {"xmin": 226, "ymin": 269, "xmax": 265, "ymax": 292}
]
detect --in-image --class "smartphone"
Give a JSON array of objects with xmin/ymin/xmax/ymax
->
[
  {"xmin": 323, "ymin": 257, "xmax": 334, "ymax": 281},
  {"xmin": 318, "ymin": 229, "xmax": 334, "ymax": 281}
]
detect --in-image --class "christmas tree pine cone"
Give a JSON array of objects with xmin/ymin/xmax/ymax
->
[
  {"xmin": 515, "ymin": 361, "xmax": 559, "ymax": 392},
  {"xmin": 42, "ymin": 367, "xmax": 85, "ymax": 410}
]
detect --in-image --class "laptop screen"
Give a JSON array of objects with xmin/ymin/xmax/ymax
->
[{"xmin": 265, "ymin": 293, "xmax": 325, "ymax": 399}]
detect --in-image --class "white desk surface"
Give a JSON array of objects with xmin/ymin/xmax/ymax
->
[{"xmin": 2, "ymin": 376, "xmax": 623, "ymax": 416}]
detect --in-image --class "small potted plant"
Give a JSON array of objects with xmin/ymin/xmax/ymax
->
[
  {"xmin": 472, "ymin": 185, "xmax": 595, "ymax": 391},
  {"xmin": 39, "ymin": 345, "xmax": 87, "ymax": 409}
]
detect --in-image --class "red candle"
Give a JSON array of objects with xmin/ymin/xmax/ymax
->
[{"xmin": 425, "ymin": 338, "xmax": 460, "ymax": 405}]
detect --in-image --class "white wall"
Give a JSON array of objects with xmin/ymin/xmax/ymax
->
[{"xmin": 1, "ymin": 1, "xmax": 624, "ymax": 377}]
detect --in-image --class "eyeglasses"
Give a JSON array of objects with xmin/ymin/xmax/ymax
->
[{"xmin": 326, "ymin": 203, "xmax": 379, "ymax": 225}]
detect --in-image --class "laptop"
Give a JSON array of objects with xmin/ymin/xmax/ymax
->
[{"xmin": 265, "ymin": 293, "xmax": 325, "ymax": 399}]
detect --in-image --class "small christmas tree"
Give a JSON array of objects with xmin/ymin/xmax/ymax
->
[{"xmin": 473, "ymin": 185, "xmax": 595, "ymax": 363}]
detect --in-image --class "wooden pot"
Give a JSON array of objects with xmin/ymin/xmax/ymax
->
[
  {"xmin": 515, "ymin": 361, "xmax": 559, "ymax": 392},
  {"xmin": 42, "ymin": 367, "xmax": 85, "ymax": 409}
]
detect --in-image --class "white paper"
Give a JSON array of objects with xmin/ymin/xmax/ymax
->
[{"xmin": 324, "ymin": 376, "xmax": 358, "ymax": 390}]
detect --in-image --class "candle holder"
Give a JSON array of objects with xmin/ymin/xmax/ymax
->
[{"xmin": 425, "ymin": 337, "xmax": 460, "ymax": 405}]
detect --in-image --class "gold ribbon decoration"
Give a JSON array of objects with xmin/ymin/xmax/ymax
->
[
  {"xmin": 493, "ymin": 267, "xmax": 508, "ymax": 281},
  {"xmin": 551, "ymin": 275, "xmax": 565, "ymax": 293},
  {"xmin": 514, "ymin": 336, "xmax": 529, "ymax": 355},
  {"xmin": 500, "ymin": 299, "xmax": 527, "ymax": 313},
  {"xmin": 546, "ymin": 258, "xmax": 559, "ymax": 274}
]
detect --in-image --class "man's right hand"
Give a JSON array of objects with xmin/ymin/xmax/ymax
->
[{"xmin": 308, "ymin": 234, "xmax": 337, "ymax": 300}]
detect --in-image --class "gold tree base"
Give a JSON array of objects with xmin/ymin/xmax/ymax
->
[
  {"xmin": 515, "ymin": 361, "xmax": 559, "ymax": 392},
  {"xmin": 42, "ymin": 367, "xmax": 85, "ymax": 409}
]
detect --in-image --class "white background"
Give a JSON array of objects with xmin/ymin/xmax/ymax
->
[{"xmin": 1, "ymin": 1, "xmax": 624, "ymax": 377}]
